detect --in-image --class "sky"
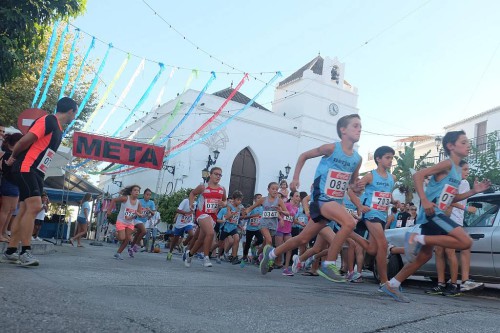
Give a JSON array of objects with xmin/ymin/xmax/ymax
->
[{"xmin": 70, "ymin": 0, "xmax": 500, "ymax": 160}]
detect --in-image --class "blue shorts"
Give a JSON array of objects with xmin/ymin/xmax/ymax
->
[
  {"xmin": 420, "ymin": 213, "xmax": 460, "ymax": 236},
  {"xmin": 173, "ymin": 225, "xmax": 193, "ymax": 236},
  {"xmin": 77, "ymin": 216, "xmax": 87, "ymax": 224},
  {"xmin": 0, "ymin": 178, "xmax": 19, "ymax": 197}
]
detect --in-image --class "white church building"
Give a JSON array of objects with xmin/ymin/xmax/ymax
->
[{"xmin": 100, "ymin": 56, "xmax": 359, "ymax": 205}]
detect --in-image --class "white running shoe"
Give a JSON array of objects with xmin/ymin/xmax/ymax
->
[
  {"xmin": 19, "ymin": 251, "xmax": 40, "ymax": 267},
  {"xmin": 461, "ymin": 280, "xmax": 484, "ymax": 292},
  {"xmin": 185, "ymin": 255, "xmax": 192, "ymax": 267},
  {"xmin": 291, "ymin": 255, "xmax": 303, "ymax": 273},
  {"xmin": 203, "ymin": 256, "xmax": 212, "ymax": 267}
]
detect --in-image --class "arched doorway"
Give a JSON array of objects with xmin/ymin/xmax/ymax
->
[{"xmin": 228, "ymin": 148, "xmax": 256, "ymax": 206}]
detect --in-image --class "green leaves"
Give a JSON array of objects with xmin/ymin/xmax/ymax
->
[{"xmin": 156, "ymin": 188, "xmax": 193, "ymax": 225}]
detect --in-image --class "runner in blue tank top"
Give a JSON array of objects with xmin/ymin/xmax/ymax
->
[
  {"xmin": 349, "ymin": 146, "xmax": 398, "ymax": 288},
  {"xmin": 380, "ymin": 131, "xmax": 491, "ymax": 303},
  {"xmin": 260, "ymin": 114, "xmax": 363, "ymax": 282}
]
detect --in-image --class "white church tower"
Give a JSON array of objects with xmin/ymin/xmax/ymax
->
[{"xmin": 273, "ymin": 55, "xmax": 359, "ymax": 142}]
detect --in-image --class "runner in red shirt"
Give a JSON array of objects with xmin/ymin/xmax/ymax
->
[
  {"xmin": 3, "ymin": 97, "xmax": 77, "ymax": 266},
  {"xmin": 184, "ymin": 167, "xmax": 227, "ymax": 268}
]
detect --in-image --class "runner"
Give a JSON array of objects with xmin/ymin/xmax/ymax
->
[
  {"xmin": 242, "ymin": 194, "xmax": 264, "ymax": 263},
  {"xmin": 245, "ymin": 182, "xmax": 289, "ymax": 271},
  {"xmin": 107, "ymin": 185, "xmax": 143, "ymax": 260},
  {"xmin": 70, "ymin": 193, "xmax": 92, "ymax": 247},
  {"xmin": 381, "ymin": 130, "xmax": 491, "ymax": 302},
  {"xmin": 218, "ymin": 190, "xmax": 245, "ymax": 264},
  {"xmin": 261, "ymin": 114, "xmax": 363, "ymax": 282},
  {"xmin": 130, "ymin": 188, "xmax": 155, "ymax": 255},
  {"xmin": 167, "ymin": 196, "xmax": 194, "ymax": 260},
  {"xmin": 276, "ymin": 190, "xmax": 300, "ymax": 276},
  {"xmin": 184, "ymin": 167, "xmax": 227, "ymax": 268},
  {"xmin": 349, "ymin": 146, "xmax": 397, "ymax": 288},
  {"xmin": 3, "ymin": 97, "xmax": 77, "ymax": 266}
]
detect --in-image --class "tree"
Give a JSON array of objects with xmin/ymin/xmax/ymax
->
[
  {"xmin": 392, "ymin": 142, "xmax": 433, "ymax": 203},
  {"xmin": 0, "ymin": 0, "xmax": 87, "ymax": 85},
  {"xmin": 0, "ymin": 27, "xmax": 98, "ymax": 135},
  {"xmin": 467, "ymin": 132, "xmax": 500, "ymax": 190},
  {"xmin": 156, "ymin": 188, "xmax": 193, "ymax": 225}
]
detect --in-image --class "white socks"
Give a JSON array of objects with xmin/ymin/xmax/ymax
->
[
  {"xmin": 389, "ymin": 278, "xmax": 401, "ymax": 288},
  {"xmin": 269, "ymin": 249, "xmax": 277, "ymax": 259}
]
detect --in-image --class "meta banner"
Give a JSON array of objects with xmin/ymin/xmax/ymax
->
[{"xmin": 73, "ymin": 132, "xmax": 164, "ymax": 170}]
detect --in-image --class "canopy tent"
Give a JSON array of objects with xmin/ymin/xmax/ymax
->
[
  {"xmin": 44, "ymin": 170, "xmax": 102, "ymax": 197},
  {"xmin": 44, "ymin": 188, "xmax": 91, "ymax": 205}
]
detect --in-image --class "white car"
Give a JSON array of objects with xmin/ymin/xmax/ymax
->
[{"xmin": 367, "ymin": 190, "xmax": 500, "ymax": 283}]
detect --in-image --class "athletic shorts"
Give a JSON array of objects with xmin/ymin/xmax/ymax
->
[
  {"xmin": 196, "ymin": 213, "xmax": 216, "ymax": 227},
  {"xmin": 16, "ymin": 171, "xmax": 44, "ymax": 202},
  {"xmin": 310, "ymin": 201, "xmax": 327, "ymax": 222},
  {"xmin": 174, "ymin": 225, "xmax": 193, "ymax": 236},
  {"xmin": 275, "ymin": 231, "xmax": 291, "ymax": 237},
  {"xmin": 260, "ymin": 218, "xmax": 278, "ymax": 231},
  {"xmin": 77, "ymin": 216, "xmax": 87, "ymax": 224},
  {"xmin": 34, "ymin": 219, "xmax": 44, "ymax": 226},
  {"xmin": 420, "ymin": 213, "xmax": 460, "ymax": 236},
  {"xmin": 291, "ymin": 227, "xmax": 302, "ymax": 237},
  {"xmin": 364, "ymin": 217, "xmax": 386, "ymax": 227},
  {"xmin": 0, "ymin": 178, "xmax": 19, "ymax": 197},
  {"xmin": 354, "ymin": 219, "xmax": 369, "ymax": 238},
  {"xmin": 219, "ymin": 228, "xmax": 238, "ymax": 241},
  {"xmin": 116, "ymin": 221, "xmax": 135, "ymax": 231}
]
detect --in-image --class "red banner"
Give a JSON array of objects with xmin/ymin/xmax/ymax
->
[{"xmin": 73, "ymin": 132, "xmax": 164, "ymax": 170}]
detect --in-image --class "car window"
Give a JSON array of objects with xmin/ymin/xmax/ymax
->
[{"xmin": 464, "ymin": 198, "xmax": 499, "ymax": 228}]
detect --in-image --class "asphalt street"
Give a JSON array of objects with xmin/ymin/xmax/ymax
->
[{"xmin": 1, "ymin": 242, "xmax": 500, "ymax": 333}]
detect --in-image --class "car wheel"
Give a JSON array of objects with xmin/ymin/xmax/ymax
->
[{"xmin": 373, "ymin": 255, "xmax": 403, "ymax": 282}]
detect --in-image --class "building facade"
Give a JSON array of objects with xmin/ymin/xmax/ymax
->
[{"xmin": 100, "ymin": 56, "xmax": 359, "ymax": 205}]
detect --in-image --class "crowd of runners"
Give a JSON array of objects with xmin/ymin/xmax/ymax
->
[{"xmin": 0, "ymin": 102, "xmax": 491, "ymax": 303}]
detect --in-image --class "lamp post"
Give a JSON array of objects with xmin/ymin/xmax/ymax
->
[
  {"xmin": 202, "ymin": 149, "xmax": 220, "ymax": 183},
  {"xmin": 278, "ymin": 164, "xmax": 291, "ymax": 183},
  {"xmin": 162, "ymin": 161, "xmax": 175, "ymax": 175},
  {"xmin": 111, "ymin": 175, "xmax": 122, "ymax": 187},
  {"xmin": 435, "ymin": 135, "xmax": 443, "ymax": 162}
]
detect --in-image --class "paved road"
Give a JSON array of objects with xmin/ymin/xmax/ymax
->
[{"xmin": 1, "ymin": 242, "xmax": 500, "ymax": 333}]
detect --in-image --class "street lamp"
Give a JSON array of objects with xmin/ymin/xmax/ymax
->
[
  {"xmin": 162, "ymin": 161, "xmax": 175, "ymax": 175},
  {"xmin": 202, "ymin": 149, "xmax": 220, "ymax": 183},
  {"xmin": 111, "ymin": 175, "xmax": 122, "ymax": 187},
  {"xmin": 435, "ymin": 135, "xmax": 443, "ymax": 162},
  {"xmin": 278, "ymin": 164, "xmax": 291, "ymax": 183}
]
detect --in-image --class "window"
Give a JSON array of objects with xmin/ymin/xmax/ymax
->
[
  {"xmin": 475, "ymin": 121, "xmax": 487, "ymax": 151},
  {"xmin": 464, "ymin": 195, "xmax": 499, "ymax": 227}
]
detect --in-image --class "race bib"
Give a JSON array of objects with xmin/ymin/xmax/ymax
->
[
  {"xmin": 371, "ymin": 191, "xmax": 391, "ymax": 211},
  {"xmin": 262, "ymin": 210, "xmax": 279, "ymax": 219},
  {"xmin": 346, "ymin": 208, "xmax": 355, "ymax": 215},
  {"xmin": 297, "ymin": 217, "xmax": 306, "ymax": 223},
  {"xmin": 325, "ymin": 169, "xmax": 351, "ymax": 199},
  {"xmin": 180, "ymin": 214, "xmax": 193, "ymax": 224},
  {"xmin": 283, "ymin": 215, "xmax": 294, "ymax": 222},
  {"xmin": 124, "ymin": 207, "xmax": 136, "ymax": 219},
  {"xmin": 204, "ymin": 199, "xmax": 219, "ymax": 214},
  {"xmin": 406, "ymin": 219, "xmax": 415, "ymax": 227},
  {"xmin": 249, "ymin": 217, "xmax": 260, "ymax": 226},
  {"xmin": 36, "ymin": 148, "xmax": 55, "ymax": 174},
  {"xmin": 438, "ymin": 184, "xmax": 458, "ymax": 211},
  {"xmin": 396, "ymin": 219, "xmax": 402, "ymax": 228},
  {"xmin": 229, "ymin": 212, "xmax": 240, "ymax": 224}
]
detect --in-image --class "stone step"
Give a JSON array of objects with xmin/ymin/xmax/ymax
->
[{"xmin": 0, "ymin": 239, "xmax": 55, "ymax": 255}]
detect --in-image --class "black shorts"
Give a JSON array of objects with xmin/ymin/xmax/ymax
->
[
  {"xmin": 354, "ymin": 220, "xmax": 369, "ymax": 238},
  {"xmin": 16, "ymin": 171, "xmax": 44, "ymax": 202},
  {"xmin": 420, "ymin": 213, "xmax": 460, "ymax": 236},
  {"xmin": 219, "ymin": 228, "xmax": 238, "ymax": 241},
  {"xmin": 310, "ymin": 201, "xmax": 327, "ymax": 222},
  {"xmin": 34, "ymin": 219, "xmax": 44, "ymax": 226},
  {"xmin": 364, "ymin": 217, "xmax": 386, "ymax": 229}
]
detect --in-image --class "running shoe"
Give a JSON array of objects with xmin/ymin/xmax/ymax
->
[
  {"xmin": 185, "ymin": 254, "xmax": 192, "ymax": 267},
  {"xmin": 2, "ymin": 251, "xmax": 19, "ymax": 264},
  {"xmin": 114, "ymin": 253, "xmax": 124, "ymax": 260},
  {"xmin": 250, "ymin": 244, "xmax": 257, "ymax": 258},
  {"xmin": 317, "ymin": 263, "xmax": 346, "ymax": 283},
  {"xmin": 291, "ymin": 255, "xmax": 303, "ymax": 274},
  {"xmin": 166, "ymin": 252, "xmax": 173, "ymax": 261},
  {"xmin": 132, "ymin": 244, "xmax": 140, "ymax": 253},
  {"xmin": 203, "ymin": 256, "xmax": 212, "ymax": 267},
  {"xmin": 304, "ymin": 256, "xmax": 315, "ymax": 271},
  {"xmin": 461, "ymin": 280, "xmax": 484, "ymax": 292},
  {"xmin": 442, "ymin": 284, "xmax": 461, "ymax": 297},
  {"xmin": 182, "ymin": 248, "xmax": 189, "ymax": 262},
  {"xmin": 259, "ymin": 245, "xmax": 274, "ymax": 275},
  {"xmin": 282, "ymin": 268, "xmax": 294, "ymax": 276},
  {"xmin": 216, "ymin": 256, "xmax": 222, "ymax": 264},
  {"xmin": 425, "ymin": 284, "xmax": 446, "ymax": 295},
  {"xmin": 196, "ymin": 253, "xmax": 205, "ymax": 260},
  {"xmin": 404, "ymin": 232, "xmax": 422, "ymax": 263},
  {"xmin": 128, "ymin": 247, "xmax": 135, "ymax": 258},
  {"xmin": 19, "ymin": 251, "xmax": 40, "ymax": 267},
  {"xmin": 35, "ymin": 237, "xmax": 43, "ymax": 242},
  {"xmin": 380, "ymin": 282, "xmax": 410, "ymax": 303},
  {"xmin": 231, "ymin": 256, "xmax": 242, "ymax": 265},
  {"xmin": 350, "ymin": 272, "xmax": 363, "ymax": 283}
]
